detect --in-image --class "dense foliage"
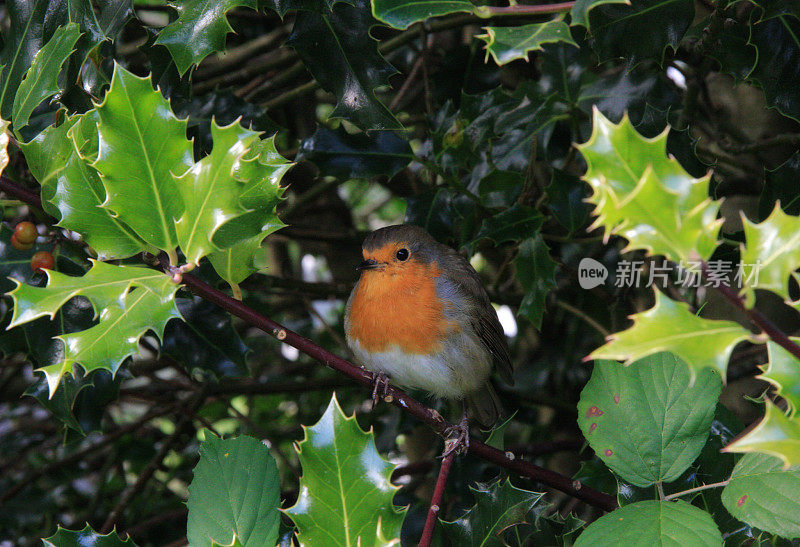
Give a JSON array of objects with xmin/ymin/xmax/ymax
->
[{"xmin": 1, "ymin": 0, "xmax": 800, "ymax": 545}]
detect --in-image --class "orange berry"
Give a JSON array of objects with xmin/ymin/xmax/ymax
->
[
  {"xmin": 14, "ymin": 221, "xmax": 38, "ymax": 244},
  {"xmin": 11, "ymin": 233, "xmax": 34, "ymax": 251},
  {"xmin": 31, "ymin": 251, "xmax": 55, "ymax": 272}
]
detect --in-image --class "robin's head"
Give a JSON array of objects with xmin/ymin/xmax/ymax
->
[{"xmin": 357, "ymin": 224, "xmax": 439, "ymax": 275}]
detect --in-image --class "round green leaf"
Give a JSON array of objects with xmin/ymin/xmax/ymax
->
[
  {"xmin": 574, "ymin": 500, "xmax": 722, "ymax": 546},
  {"xmin": 187, "ymin": 432, "xmax": 281, "ymax": 547},
  {"xmin": 578, "ymin": 352, "xmax": 722, "ymax": 487},
  {"xmin": 721, "ymin": 453, "xmax": 800, "ymax": 539}
]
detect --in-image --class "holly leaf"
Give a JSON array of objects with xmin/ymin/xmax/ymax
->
[
  {"xmin": 371, "ymin": 0, "xmax": 475, "ymax": 29},
  {"xmin": 577, "ymin": 109, "xmax": 721, "ymax": 262},
  {"xmin": 720, "ymin": 453, "xmax": 800, "ymax": 539},
  {"xmin": 42, "ymin": 524, "xmax": 137, "ymax": 546},
  {"xmin": 724, "ymin": 401, "xmax": 800, "ymax": 467},
  {"xmin": 208, "ymin": 233, "xmax": 267, "ymax": 286},
  {"xmin": 759, "ymin": 341, "xmax": 800, "ymax": 414},
  {"xmin": 12, "ymin": 23, "xmax": 80, "ymax": 132},
  {"xmin": 479, "ymin": 21, "xmax": 577, "ymax": 66},
  {"xmin": 739, "ymin": 203, "xmax": 800, "ymax": 302},
  {"xmin": 7, "ymin": 260, "xmax": 181, "ymax": 395},
  {"xmin": 441, "ymin": 478, "xmax": 544, "ymax": 546},
  {"xmin": 297, "ymin": 126, "xmax": 413, "ymax": 180},
  {"xmin": 154, "ymin": 0, "xmax": 258, "ymax": 75},
  {"xmin": 287, "ymin": 0, "xmax": 401, "ymax": 130},
  {"xmin": 515, "ymin": 235, "xmax": 557, "ymax": 330},
  {"xmin": 578, "ymin": 353, "xmax": 722, "ymax": 487},
  {"xmin": 570, "ymin": 0, "xmax": 629, "ymax": 28},
  {"xmin": 22, "ymin": 110, "xmax": 151, "ymax": 259},
  {"xmin": 466, "ymin": 204, "xmax": 543, "ymax": 251},
  {"xmin": 588, "ymin": 0, "xmax": 695, "ymax": 66},
  {"xmin": 92, "ymin": 63, "xmax": 193, "ymax": 254},
  {"xmin": 747, "ymin": 12, "xmax": 800, "ymax": 122},
  {"xmin": 284, "ymin": 394, "xmax": 406, "ymax": 546},
  {"xmin": 187, "ymin": 432, "xmax": 281, "ymax": 547},
  {"xmin": 574, "ymin": 500, "xmax": 722, "ymax": 546},
  {"xmin": 590, "ymin": 290, "xmax": 754, "ymax": 379},
  {"xmin": 0, "ymin": 118, "xmax": 8, "ymax": 178}
]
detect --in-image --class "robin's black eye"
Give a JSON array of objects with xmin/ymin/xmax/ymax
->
[{"xmin": 396, "ymin": 248, "xmax": 410, "ymax": 261}]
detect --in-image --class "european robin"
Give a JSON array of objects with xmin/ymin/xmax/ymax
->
[{"xmin": 344, "ymin": 224, "xmax": 513, "ymax": 450}]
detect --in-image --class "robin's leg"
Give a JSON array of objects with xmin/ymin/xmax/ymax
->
[
  {"xmin": 371, "ymin": 371, "xmax": 390, "ymax": 408},
  {"xmin": 441, "ymin": 402, "xmax": 469, "ymax": 457}
]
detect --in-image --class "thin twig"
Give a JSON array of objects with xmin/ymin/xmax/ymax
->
[
  {"xmin": 553, "ymin": 298, "xmax": 610, "ymax": 338},
  {"xmin": 663, "ymin": 479, "xmax": 730, "ymax": 501},
  {"xmin": 419, "ymin": 451, "xmax": 456, "ymax": 547}
]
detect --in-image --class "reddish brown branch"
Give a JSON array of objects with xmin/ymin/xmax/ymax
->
[
  {"xmin": 419, "ymin": 451, "xmax": 455, "ymax": 547},
  {"xmin": 0, "ymin": 176, "xmax": 43, "ymax": 210},
  {"xmin": 481, "ymin": 2, "xmax": 575, "ymax": 17}
]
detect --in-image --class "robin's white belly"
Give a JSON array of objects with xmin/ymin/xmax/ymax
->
[{"xmin": 348, "ymin": 334, "xmax": 492, "ymax": 399}]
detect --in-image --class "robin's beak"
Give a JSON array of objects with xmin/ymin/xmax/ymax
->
[{"xmin": 357, "ymin": 258, "xmax": 381, "ymax": 271}]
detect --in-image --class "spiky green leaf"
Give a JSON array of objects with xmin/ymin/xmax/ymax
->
[
  {"xmin": 570, "ymin": 0, "xmax": 629, "ymax": 27},
  {"xmin": 284, "ymin": 394, "xmax": 406, "ymax": 546},
  {"xmin": 371, "ymin": 0, "xmax": 474, "ymax": 29},
  {"xmin": 42, "ymin": 524, "xmax": 137, "ymax": 546},
  {"xmin": 479, "ymin": 21, "xmax": 577, "ymax": 66},
  {"xmin": 725, "ymin": 401, "xmax": 800, "ymax": 467},
  {"xmin": 515, "ymin": 235, "xmax": 557, "ymax": 329},
  {"xmin": 760, "ymin": 340, "xmax": 800, "ymax": 414},
  {"xmin": 0, "ymin": 118, "xmax": 9, "ymax": 178}
]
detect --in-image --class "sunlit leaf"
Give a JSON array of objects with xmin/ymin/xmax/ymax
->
[
  {"xmin": 721, "ymin": 453, "xmax": 800, "ymax": 539},
  {"xmin": 42, "ymin": 524, "xmax": 137, "ymax": 546},
  {"xmin": 479, "ymin": 21, "xmax": 577, "ymax": 66},
  {"xmin": 442, "ymin": 478, "xmax": 544, "ymax": 546},
  {"xmin": 0, "ymin": 118, "xmax": 9, "ymax": 178},
  {"xmin": 589, "ymin": 290, "xmax": 754, "ymax": 379},
  {"xmin": 187, "ymin": 432, "xmax": 280, "ymax": 547},
  {"xmin": 570, "ymin": 0, "xmax": 629, "ymax": 27},
  {"xmin": 574, "ymin": 500, "xmax": 722, "ymax": 546},
  {"xmin": 7, "ymin": 261, "xmax": 181, "ymax": 395},
  {"xmin": 12, "ymin": 23, "xmax": 80, "ymax": 131},
  {"xmin": 284, "ymin": 394, "xmax": 406, "ymax": 546},
  {"xmin": 578, "ymin": 353, "xmax": 722, "ymax": 487},
  {"xmin": 760, "ymin": 340, "xmax": 800, "ymax": 414},
  {"xmin": 208, "ymin": 233, "xmax": 267, "ymax": 287},
  {"xmin": 371, "ymin": 0, "xmax": 474, "ymax": 29},
  {"xmin": 155, "ymin": 0, "xmax": 258, "ymax": 75},
  {"xmin": 724, "ymin": 400, "xmax": 800, "ymax": 467}
]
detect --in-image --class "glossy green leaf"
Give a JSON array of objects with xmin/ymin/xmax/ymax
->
[
  {"xmin": 0, "ymin": 1, "xmax": 49, "ymax": 119},
  {"xmin": 578, "ymin": 353, "xmax": 722, "ymax": 487},
  {"xmin": 22, "ymin": 111, "xmax": 151, "ymax": 259},
  {"xmin": 12, "ymin": 23, "xmax": 80, "ymax": 131},
  {"xmin": 442, "ymin": 478, "xmax": 544, "ymax": 546},
  {"xmin": 740, "ymin": 203, "xmax": 800, "ymax": 302},
  {"xmin": 574, "ymin": 500, "xmax": 722, "ymax": 546},
  {"xmin": 371, "ymin": 0, "xmax": 474, "ymax": 29},
  {"xmin": 284, "ymin": 394, "xmax": 406, "ymax": 546},
  {"xmin": 466, "ymin": 204, "xmax": 543, "ymax": 251},
  {"xmin": 720, "ymin": 453, "xmax": 800, "ymax": 539},
  {"xmin": 288, "ymin": 0, "xmax": 401, "ymax": 130},
  {"xmin": 42, "ymin": 524, "xmax": 137, "ymax": 546},
  {"xmin": 588, "ymin": 0, "xmax": 695, "ymax": 66},
  {"xmin": 570, "ymin": 0, "xmax": 629, "ymax": 27},
  {"xmin": 208, "ymin": 233, "xmax": 267, "ymax": 286},
  {"xmin": 92, "ymin": 63, "xmax": 193, "ymax": 254},
  {"xmin": 515, "ymin": 235, "xmax": 557, "ymax": 330},
  {"xmin": 0, "ymin": 118, "xmax": 8, "ymax": 178},
  {"xmin": 577, "ymin": 109, "xmax": 721, "ymax": 262},
  {"xmin": 759, "ymin": 340, "xmax": 800, "ymax": 414},
  {"xmin": 590, "ymin": 290, "xmax": 754, "ymax": 379},
  {"xmin": 155, "ymin": 0, "xmax": 257, "ymax": 75},
  {"xmin": 297, "ymin": 126, "xmax": 413, "ymax": 180},
  {"xmin": 480, "ymin": 21, "xmax": 577, "ymax": 66},
  {"xmin": 187, "ymin": 432, "xmax": 281, "ymax": 547},
  {"xmin": 7, "ymin": 260, "xmax": 181, "ymax": 395},
  {"xmin": 747, "ymin": 13, "xmax": 800, "ymax": 122},
  {"xmin": 725, "ymin": 401, "xmax": 800, "ymax": 467},
  {"xmin": 546, "ymin": 169, "xmax": 590, "ymax": 233}
]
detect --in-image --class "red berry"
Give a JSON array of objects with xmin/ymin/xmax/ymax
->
[
  {"xmin": 14, "ymin": 221, "xmax": 38, "ymax": 245},
  {"xmin": 11, "ymin": 233, "xmax": 34, "ymax": 251},
  {"xmin": 31, "ymin": 251, "xmax": 55, "ymax": 272}
]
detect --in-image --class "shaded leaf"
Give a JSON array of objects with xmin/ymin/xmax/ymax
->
[
  {"xmin": 92, "ymin": 63, "xmax": 193, "ymax": 253},
  {"xmin": 287, "ymin": 0, "xmax": 401, "ymax": 130},
  {"xmin": 720, "ymin": 453, "xmax": 800, "ymax": 539},
  {"xmin": 570, "ymin": 0, "xmax": 629, "ymax": 27},
  {"xmin": 297, "ymin": 126, "xmax": 413, "ymax": 180},
  {"xmin": 12, "ymin": 23, "xmax": 80, "ymax": 132},
  {"xmin": 187, "ymin": 432, "xmax": 281, "ymax": 547},
  {"xmin": 442, "ymin": 478, "xmax": 544, "ymax": 546},
  {"xmin": 546, "ymin": 169, "xmax": 590, "ymax": 233},
  {"xmin": 480, "ymin": 21, "xmax": 577, "ymax": 66},
  {"xmin": 515, "ymin": 235, "xmax": 557, "ymax": 330},
  {"xmin": 155, "ymin": 0, "xmax": 258, "ymax": 75},
  {"xmin": 759, "ymin": 152, "xmax": 800, "ymax": 218},
  {"xmin": 578, "ymin": 353, "xmax": 722, "ymax": 487},
  {"xmin": 371, "ymin": 0, "xmax": 474, "ymax": 29},
  {"xmin": 574, "ymin": 500, "xmax": 722, "ymax": 546},
  {"xmin": 42, "ymin": 524, "xmax": 137, "ymax": 546},
  {"xmin": 725, "ymin": 400, "xmax": 800, "ymax": 467},
  {"xmin": 747, "ymin": 13, "xmax": 800, "ymax": 122},
  {"xmin": 467, "ymin": 204, "xmax": 543, "ymax": 251},
  {"xmin": 284, "ymin": 394, "xmax": 406, "ymax": 546}
]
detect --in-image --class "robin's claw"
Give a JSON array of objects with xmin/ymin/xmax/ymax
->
[
  {"xmin": 440, "ymin": 413, "xmax": 470, "ymax": 458},
  {"xmin": 371, "ymin": 371, "xmax": 390, "ymax": 409}
]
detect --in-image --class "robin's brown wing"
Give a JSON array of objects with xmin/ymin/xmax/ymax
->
[{"xmin": 437, "ymin": 246, "xmax": 514, "ymax": 385}]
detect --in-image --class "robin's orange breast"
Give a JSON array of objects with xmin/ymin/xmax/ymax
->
[{"xmin": 346, "ymin": 261, "xmax": 459, "ymax": 355}]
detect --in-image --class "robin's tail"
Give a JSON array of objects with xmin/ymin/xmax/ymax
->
[{"xmin": 465, "ymin": 382, "xmax": 504, "ymax": 428}]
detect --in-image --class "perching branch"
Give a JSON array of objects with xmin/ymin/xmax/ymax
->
[{"xmin": 419, "ymin": 451, "xmax": 456, "ymax": 547}]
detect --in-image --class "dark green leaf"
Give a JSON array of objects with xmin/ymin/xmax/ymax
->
[
  {"xmin": 467, "ymin": 204, "xmax": 544, "ymax": 250},
  {"xmin": 515, "ymin": 235, "xmax": 557, "ymax": 329},
  {"xmin": 747, "ymin": 14, "xmax": 800, "ymax": 121},
  {"xmin": 371, "ymin": 0, "xmax": 475, "ymax": 29},
  {"xmin": 477, "ymin": 170, "xmax": 523, "ymax": 209},
  {"xmin": 570, "ymin": 0, "xmax": 629, "ymax": 27},
  {"xmin": 42, "ymin": 524, "xmax": 137, "ymax": 546},
  {"xmin": 578, "ymin": 353, "xmax": 722, "ymax": 487},
  {"xmin": 187, "ymin": 432, "xmax": 281, "ymax": 546},
  {"xmin": 759, "ymin": 152, "xmax": 800, "ymax": 218},
  {"xmin": 546, "ymin": 169, "xmax": 590, "ymax": 233},
  {"xmin": 287, "ymin": 0, "xmax": 401, "ymax": 130},
  {"xmin": 297, "ymin": 126, "xmax": 413, "ymax": 180},
  {"xmin": 480, "ymin": 21, "xmax": 578, "ymax": 66}
]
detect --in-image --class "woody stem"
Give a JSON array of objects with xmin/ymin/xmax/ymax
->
[{"xmin": 419, "ymin": 451, "xmax": 456, "ymax": 547}]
